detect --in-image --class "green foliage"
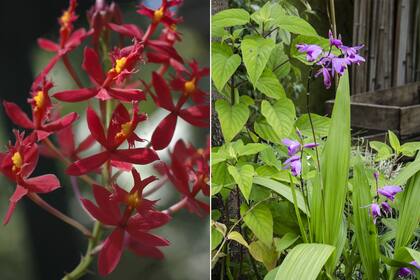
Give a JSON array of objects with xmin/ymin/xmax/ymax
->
[
  {"xmin": 241, "ymin": 203, "xmax": 273, "ymax": 248},
  {"xmin": 211, "ymin": 42, "xmax": 241, "ymax": 92},
  {"xmin": 215, "ymin": 99, "xmax": 249, "ymax": 142}
]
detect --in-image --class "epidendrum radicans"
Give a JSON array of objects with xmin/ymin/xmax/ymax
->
[{"xmin": 0, "ymin": 0, "xmax": 209, "ymax": 278}]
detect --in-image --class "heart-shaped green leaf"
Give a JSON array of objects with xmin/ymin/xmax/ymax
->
[
  {"xmin": 215, "ymin": 99, "xmax": 249, "ymax": 142},
  {"xmin": 241, "ymin": 203, "xmax": 273, "ymax": 248},
  {"xmin": 228, "ymin": 164, "xmax": 254, "ymax": 201},
  {"xmin": 212, "ymin": 42, "xmax": 242, "ymax": 92},
  {"xmin": 261, "ymin": 99, "xmax": 295, "ymax": 140}
]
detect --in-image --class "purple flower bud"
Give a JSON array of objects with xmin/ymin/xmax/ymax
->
[
  {"xmin": 328, "ymin": 30, "xmax": 343, "ymax": 48},
  {"xmin": 296, "ymin": 128, "xmax": 303, "ymax": 140},
  {"xmin": 282, "ymin": 138, "xmax": 301, "ymax": 156},
  {"xmin": 377, "ymin": 185, "xmax": 402, "ymax": 201},
  {"xmin": 381, "ymin": 201, "xmax": 392, "ymax": 215},
  {"xmin": 370, "ymin": 203, "xmax": 381, "ymax": 224},
  {"xmin": 303, "ymin": 142, "xmax": 319, "ymax": 149},
  {"xmin": 296, "ymin": 44, "xmax": 323, "ymax": 62},
  {"xmin": 315, "ymin": 67, "xmax": 332, "ymax": 89},
  {"xmin": 398, "ymin": 267, "xmax": 412, "ymax": 277},
  {"xmin": 373, "ymin": 171, "xmax": 379, "ymax": 182}
]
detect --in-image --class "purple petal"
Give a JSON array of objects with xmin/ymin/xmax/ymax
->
[
  {"xmin": 381, "ymin": 202, "xmax": 392, "ymax": 215},
  {"xmin": 284, "ymin": 155, "xmax": 300, "ymax": 165},
  {"xmin": 303, "ymin": 142, "xmax": 319, "ymax": 149},
  {"xmin": 282, "ymin": 138, "xmax": 301, "ymax": 156}
]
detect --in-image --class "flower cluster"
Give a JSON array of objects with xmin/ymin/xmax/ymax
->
[
  {"xmin": 398, "ymin": 261, "xmax": 420, "ymax": 277},
  {"xmin": 282, "ymin": 132, "xmax": 318, "ymax": 177},
  {"xmin": 0, "ymin": 0, "xmax": 209, "ymax": 277},
  {"xmin": 296, "ymin": 31, "xmax": 365, "ymax": 89},
  {"xmin": 370, "ymin": 178, "xmax": 402, "ymax": 223}
]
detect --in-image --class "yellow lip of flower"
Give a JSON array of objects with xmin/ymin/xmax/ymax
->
[
  {"xmin": 61, "ymin": 11, "xmax": 71, "ymax": 26},
  {"xmin": 115, "ymin": 121, "xmax": 133, "ymax": 141},
  {"xmin": 153, "ymin": 7, "xmax": 164, "ymax": 22},
  {"xmin": 127, "ymin": 192, "xmax": 141, "ymax": 208},
  {"xmin": 12, "ymin": 152, "xmax": 23, "ymax": 172},
  {"xmin": 33, "ymin": 91, "xmax": 45, "ymax": 112},
  {"xmin": 111, "ymin": 57, "xmax": 128, "ymax": 74},
  {"xmin": 184, "ymin": 78, "xmax": 196, "ymax": 94}
]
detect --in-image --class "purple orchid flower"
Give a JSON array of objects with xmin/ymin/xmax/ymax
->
[
  {"xmin": 296, "ymin": 44, "xmax": 323, "ymax": 62},
  {"xmin": 328, "ymin": 30, "xmax": 342, "ymax": 48},
  {"xmin": 315, "ymin": 67, "xmax": 332, "ymax": 89},
  {"xmin": 370, "ymin": 203, "xmax": 381, "ymax": 223},
  {"xmin": 381, "ymin": 201, "xmax": 392, "ymax": 215},
  {"xmin": 331, "ymin": 57, "xmax": 350, "ymax": 76},
  {"xmin": 378, "ymin": 185, "xmax": 402, "ymax": 201},
  {"xmin": 398, "ymin": 261, "xmax": 420, "ymax": 277},
  {"xmin": 282, "ymin": 138, "xmax": 301, "ymax": 156},
  {"xmin": 283, "ymin": 155, "xmax": 302, "ymax": 177}
]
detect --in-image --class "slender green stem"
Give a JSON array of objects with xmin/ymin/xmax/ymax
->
[
  {"xmin": 62, "ymin": 55, "xmax": 83, "ymax": 88},
  {"xmin": 289, "ymin": 174, "xmax": 308, "ymax": 243},
  {"xmin": 62, "ymin": 221, "xmax": 102, "ymax": 280}
]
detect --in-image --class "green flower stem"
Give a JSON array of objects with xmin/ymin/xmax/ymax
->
[
  {"xmin": 289, "ymin": 174, "xmax": 308, "ymax": 243},
  {"xmin": 62, "ymin": 221, "xmax": 102, "ymax": 280}
]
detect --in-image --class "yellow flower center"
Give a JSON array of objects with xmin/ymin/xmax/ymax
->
[
  {"xmin": 196, "ymin": 148, "xmax": 204, "ymax": 155},
  {"xmin": 12, "ymin": 152, "xmax": 23, "ymax": 172},
  {"xmin": 153, "ymin": 7, "xmax": 164, "ymax": 22},
  {"xmin": 113, "ymin": 57, "xmax": 127, "ymax": 74},
  {"xmin": 127, "ymin": 192, "xmax": 141, "ymax": 208},
  {"xmin": 170, "ymin": 24, "xmax": 177, "ymax": 31},
  {"xmin": 184, "ymin": 78, "xmax": 196, "ymax": 94},
  {"xmin": 33, "ymin": 91, "xmax": 45, "ymax": 112},
  {"xmin": 61, "ymin": 11, "xmax": 71, "ymax": 26},
  {"xmin": 115, "ymin": 121, "xmax": 132, "ymax": 141}
]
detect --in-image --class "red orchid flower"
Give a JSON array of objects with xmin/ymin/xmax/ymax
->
[
  {"xmin": 107, "ymin": 23, "xmax": 184, "ymax": 71},
  {"xmin": 35, "ymin": 0, "xmax": 91, "ymax": 88},
  {"xmin": 0, "ymin": 131, "xmax": 60, "ymax": 224},
  {"xmin": 81, "ymin": 184, "xmax": 170, "ymax": 275},
  {"xmin": 53, "ymin": 44, "xmax": 146, "ymax": 102},
  {"xmin": 3, "ymin": 80, "xmax": 79, "ymax": 141},
  {"xmin": 156, "ymin": 140, "xmax": 209, "ymax": 217},
  {"xmin": 149, "ymin": 72, "xmax": 209, "ymax": 150},
  {"xmin": 87, "ymin": 1, "xmax": 123, "ymax": 51},
  {"xmin": 137, "ymin": 0, "xmax": 183, "ymax": 27},
  {"xmin": 170, "ymin": 60, "xmax": 210, "ymax": 104},
  {"xmin": 111, "ymin": 168, "xmax": 157, "ymax": 215},
  {"xmin": 66, "ymin": 103, "xmax": 159, "ymax": 176}
]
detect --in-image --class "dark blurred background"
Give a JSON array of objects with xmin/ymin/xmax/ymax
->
[{"xmin": 0, "ymin": 0, "xmax": 210, "ymax": 279}]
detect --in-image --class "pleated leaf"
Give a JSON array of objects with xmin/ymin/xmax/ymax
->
[
  {"xmin": 274, "ymin": 243, "xmax": 335, "ymax": 280},
  {"xmin": 320, "ymin": 71, "xmax": 351, "ymax": 272},
  {"xmin": 353, "ymin": 157, "xmax": 380, "ymax": 280}
]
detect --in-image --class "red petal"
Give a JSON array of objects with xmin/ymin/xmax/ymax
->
[
  {"xmin": 127, "ymin": 230, "xmax": 169, "ymax": 247},
  {"xmin": 57, "ymin": 126, "xmax": 75, "ymax": 156},
  {"xmin": 37, "ymin": 38, "xmax": 59, "ymax": 52},
  {"xmin": 3, "ymin": 101, "xmax": 34, "ymax": 129},
  {"xmin": 107, "ymin": 103, "xmax": 131, "ymax": 142},
  {"xmin": 98, "ymin": 228, "xmax": 125, "ymax": 276},
  {"xmin": 179, "ymin": 105, "xmax": 209, "ymax": 127},
  {"xmin": 53, "ymin": 88, "xmax": 98, "ymax": 102},
  {"xmin": 75, "ymin": 135, "xmax": 96, "ymax": 154},
  {"xmin": 66, "ymin": 152, "xmax": 109, "ymax": 176},
  {"xmin": 151, "ymin": 112, "xmax": 177, "ymax": 150},
  {"xmin": 107, "ymin": 23, "xmax": 143, "ymax": 39},
  {"xmin": 81, "ymin": 198, "xmax": 118, "ymax": 225},
  {"xmin": 43, "ymin": 112, "xmax": 79, "ymax": 132},
  {"xmin": 82, "ymin": 47, "xmax": 105, "ymax": 85},
  {"xmin": 92, "ymin": 184, "xmax": 120, "ymax": 222},
  {"xmin": 152, "ymin": 72, "xmax": 174, "ymax": 111},
  {"xmin": 24, "ymin": 174, "xmax": 61, "ymax": 193},
  {"xmin": 111, "ymin": 160, "xmax": 132, "ymax": 172},
  {"xmin": 128, "ymin": 240, "xmax": 164, "ymax": 259},
  {"xmin": 108, "ymin": 88, "xmax": 146, "ymax": 102},
  {"xmin": 127, "ymin": 211, "xmax": 171, "ymax": 231},
  {"xmin": 86, "ymin": 107, "xmax": 107, "ymax": 146},
  {"xmin": 3, "ymin": 186, "xmax": 28, "ymax": 225},
  {"xmin": 66, "ymin": 28, "xmax": 90, "ymax": 50},
  {"xmin": 111, "ymin": 148, "xmax": 159, "ymax": 165}
]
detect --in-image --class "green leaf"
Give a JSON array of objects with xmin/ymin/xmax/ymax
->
[
  {"xmin": 228, "ymin": 164, "xmax": 254, "ymax": 202},
  {"xmin": 212, "ymin": 8, "xmax": 250, "ymax": 29},
  {"xmin": 400, "ymin": 142, "xmax": 420, "ymax": 157},
  {"xmin": 251, "ymin": 2, "xmax": 273, "ymax": 26},
  {"xmin": 274, "ymin": 232, "xmax": 299, "ymax": 253},
  {"xmin": 249, "ymin": 240, "xmax": 278, "ymax": 270},
  {"xmin": 254, "ymin": 119, "xmax": 282, "ymax": 144},
  {"xmin": 320, "ymin": 71, "xmax": 351, "ymax": 273},
  {"xmin": 256, "ymin": 69, "xmax": 286, "ymax": 99},
  {"xmin": 275, "ymin": 16, "xmax": 317, "ymax": 36},
  {"xmin": 369, "ymin": 141, "xmax": 393, "ymax": 161},
  {"xmin": 395, "ymin": 171, "xmax": 420, "ymax": 249},
  {"xmin": 388, "ymin": 130, "xmax": 401, "ymax": 154},
  {"xmin": 212, "ymin": 162, "xmax": 235, "ymax": 195},
  {"xmin": 261, "ymin": 99, "xmax": 296, "ymax": 140},
  {"xmin": 274, "ymin": 244, "xmax": 335, "ymax": 280},
  {"xmin": 241, "ymin": 36, "xmax": 275, "ymax": 86},
  {"xmin": 211, "ymin": 42, "xmax": 242, "ymax": 92},
  {"xmin": 241, "ymin": 203, "xmax": 273, "ymax": 247},
  {"xmin": 211, "ymin": 227, "xmax": 224, "ymax": 250},
  {"xmin": 253, "ymin": 176, "xmax": 308, "ymax": 215},
  {"xmin": 215, "ymin": 99, "xmax": 249, "ymax": 142},
  {"xmin": 391, "ymin": 157, "xmax": 420, "ymax": 185},
  {"xmin": 295, "ymin": 114, "xmax": 331, "ymax": 137},
  {"xmin": 235, "ymin": 143, "xmax": 268, "ymax": 157},
  {"xmin": 228, "ymin": 231, "xmax": 249, "ymax": 248},
  {"xmin": 352, "ymin": 157, "xmax": 380, "ymax": 280}
]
